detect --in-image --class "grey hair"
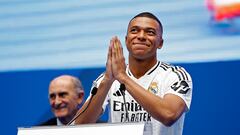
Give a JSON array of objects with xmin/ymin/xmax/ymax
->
[{"xmin": 71, "ymin": 76, "xmax": 84, "ymax": 93}]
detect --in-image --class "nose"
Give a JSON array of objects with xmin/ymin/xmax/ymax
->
[
  {"xmin": 137, "ymin": 30, "xmax": 146, "ymax": 41},
  {"xmin": 53, "ymin": 96, "xmax": 62, "ymax": 106}
]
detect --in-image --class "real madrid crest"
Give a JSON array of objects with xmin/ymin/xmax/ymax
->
[{"xmin": 148, "ymin": 82, "xmax": 159, "ymax": 94}]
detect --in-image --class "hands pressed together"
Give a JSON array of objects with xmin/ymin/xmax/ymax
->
[{"xmin": 105, "ymin": 36, "xmax": 127, "ymax": 83}]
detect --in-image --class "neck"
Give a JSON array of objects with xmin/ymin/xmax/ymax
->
[{"xmin": 128, "ymin": 56, "xmax": 157, "ymax": 79}]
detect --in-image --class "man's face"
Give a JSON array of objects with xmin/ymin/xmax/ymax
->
[
  {"xmin": 125, "ymin": 17, "xmax": 163, "ymax": 60},
  {"xmin": 48, "ymin": 78, "xmax": 82, "ymax": 119}
]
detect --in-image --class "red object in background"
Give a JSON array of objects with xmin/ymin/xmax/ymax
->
[
  {"xmin": 206, "ymin": 0, "xmax": 215, "ymax": 11},
  {"xmin": 206, "ymin": 0, "xmax": 240, "ymax": 21}
]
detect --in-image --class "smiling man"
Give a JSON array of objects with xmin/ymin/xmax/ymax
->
[
  {"xmin": 41, "ymin": 75, "xmax": 84, "ymax": 125},
  {"xmin": 75, "ymin": 12, "xmax": 193, "ymax": 135}
]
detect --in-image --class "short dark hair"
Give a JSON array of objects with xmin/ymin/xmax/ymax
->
[{"xmin": 128, "ymin": 12, "xmax": 163, "ymax": 34}]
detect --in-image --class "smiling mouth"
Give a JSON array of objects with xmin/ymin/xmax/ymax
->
[
  {"xmin": 54, "ymin": 107, "xmax": 67, "ymax": 113},
  {"xmin": 133, "ymin": 42, "xmax": 150, "ymax": 47},
  {"xmin": 55, "ymin": 106, "xmax": 66, "ymax": 109},
  {"xmin": 53, "ymin": 104, "xmax": 67, "ymax": 110}
]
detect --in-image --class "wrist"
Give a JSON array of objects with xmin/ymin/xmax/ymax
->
[
  {"xmin": 102, "ymin": 76, "xmax": 114, "ymax": 84},
  {"xmin": 117, "ymin": 74, "xmax": 129, "ymax": 84}
]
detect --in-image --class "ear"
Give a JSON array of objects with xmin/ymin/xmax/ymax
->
[
  {"xmin": 157, "ymin": 39, "xmax": 164, "ymax": 49},
  {"xmin": 125, "ymin": 35, "xmax": 127, "ymax": 45},
  {"xmin": 77, "ymin": 91, "xmax": 84, "ymax": 104}
]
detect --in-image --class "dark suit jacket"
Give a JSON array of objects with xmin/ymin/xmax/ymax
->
[
  {"xmin": 40, "ymin": 117, "xmax": 106, "ymax": 126},
  {"xmin": 40, "ymin": 117, "xmax": 57, "ymax": 126}
]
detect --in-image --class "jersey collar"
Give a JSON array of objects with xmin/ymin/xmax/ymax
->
[{"xmin": 127, "ymin": 61, "xmax": 161, "ymax": 77}]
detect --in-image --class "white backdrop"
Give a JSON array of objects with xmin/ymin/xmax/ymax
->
[{"xmin": 0, "ymin": 0, "xmax": 240, "ymax": 72}]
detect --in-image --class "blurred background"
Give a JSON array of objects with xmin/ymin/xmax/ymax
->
[{"xmin": 0, "ymin": 0, "xmax": 240, "ymax": 135}]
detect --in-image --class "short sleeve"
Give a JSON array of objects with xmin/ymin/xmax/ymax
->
[{"xmin": 164, "ymin": 66, "xmax": 193, "ymax": 111}]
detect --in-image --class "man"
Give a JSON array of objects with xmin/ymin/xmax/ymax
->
[
  {"xmin": 41, "ymin": 75, "xmax": 84, "ymax": 125},
  {"xmin": 75, "ymin": 12, "xmax": 192, "ymax": 135}
]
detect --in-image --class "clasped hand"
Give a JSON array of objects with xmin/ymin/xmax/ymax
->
[{"xmin": 105, "ymin": 36, "xmax": 127, "ymax": 83}]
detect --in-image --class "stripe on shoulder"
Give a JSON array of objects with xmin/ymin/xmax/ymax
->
[
  {"xmin": 172, "ymin": 66, "xmax": 190, "ymax": 81},
  {"xmin": 160, "ymin": 62, "xmax": 172, "ymax": 71},
  {"xmin": 160, "ymin": 62, "xmax": 190, "ymax": 81}
]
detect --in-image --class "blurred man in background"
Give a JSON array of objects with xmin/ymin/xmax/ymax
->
[{"xmin": 41, "ymin": 75, "xmax": 84, "ymax": 125}]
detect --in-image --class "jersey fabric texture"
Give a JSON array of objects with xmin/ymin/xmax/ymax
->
[{"xmin": 92, "ymin": 61, "xmax": 192, "ymax": 135}]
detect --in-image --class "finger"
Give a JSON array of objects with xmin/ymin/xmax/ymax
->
[
  {"xmin": 110, "ymin": 37, "xmax": 114, "ymax": 48},
  {"xmin": 113, "ymin": 36, "xmax": 118, "ymax": 50},
  {"xmin": 108, "ymin": 39, "xmax": 113, "ymax": 60},
  {"xmin": 117, "ymin": 39, "xmax": 123, "ymax": 56},
  {"xmin": 115, "ymin": 41, "xmax": 119, "ymax": 58},
  {"xmin": 106, "ymin": 40, "xmax": 113, "ymax": 78},
  {"xmin": 112, "ymin": 37, "xmax": 117, "ymax": 55},
  {"xmin": 115, "ymin": 38, "xmax": 123, "ymax": 58},
  {"xmin": 112, "ymin": 38, "xmax": 118, "ymax": 61}
]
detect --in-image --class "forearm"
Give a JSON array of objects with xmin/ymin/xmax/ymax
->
[
  {"xmin": 120, "ymin": 75, "xmax": 185, "ymax": 126},
  {"xmin": 75, "ymin": 78, "xmax": 113, "ymax": 124}
]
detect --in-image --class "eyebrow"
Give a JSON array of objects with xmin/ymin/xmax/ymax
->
[
  {"xmin": 130, "ymin": 25, "xmax": 157, "ymax": 31},
  {"xmin": 49, "ymin": 91, "xmax": 68, "ymax": 97}
]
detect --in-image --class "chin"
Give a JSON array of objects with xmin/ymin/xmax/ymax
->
[
  {"xmin": 54, "ymin": 111, "xmax": 68, "ymax": 118},
  {"xmin": 55, "ymin": 114, "xmax": 68, "ymax": 118}
]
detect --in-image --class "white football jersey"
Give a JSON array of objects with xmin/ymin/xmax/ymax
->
[{"xmin": 92, "ymin": 61, "xmax": 192, "ymax": 135}]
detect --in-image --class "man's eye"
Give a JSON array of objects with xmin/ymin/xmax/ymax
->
[
  {"xmin": 59, "ymin": 92, "xmax": 68, "ymax": 98},
  {"xmin": 49, "ymin": 94, "xmax": 56, "ymax": 99},
  {"xmin": 130, "ymin": 28, "xmax": 138, "ymax": 33},
  {"xmin": 147, "ymin": 30, "xmax": 155, "ymax": 35}
]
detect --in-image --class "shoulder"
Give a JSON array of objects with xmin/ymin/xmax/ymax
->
[
  {"xmin": 156, "ymin": 62, "xmax": 192, "ymax": 95},
  {"xmin": 159, "ymin": 62, "xmax": 191, "ymax": 81},
  {"xmin": 94, "ymin": 72, "xmax": 105, "ymax": 85},
  {"xmin": 96, "ymin": 72, "xmax": 105, "ymax": 82},
  {"xmin": 159, "ymin": 62, "xmax": 193, "ymax": 109},
  {"xmin": 39, "ymin": 117, "xmax": 57, "ymax": 126}
]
